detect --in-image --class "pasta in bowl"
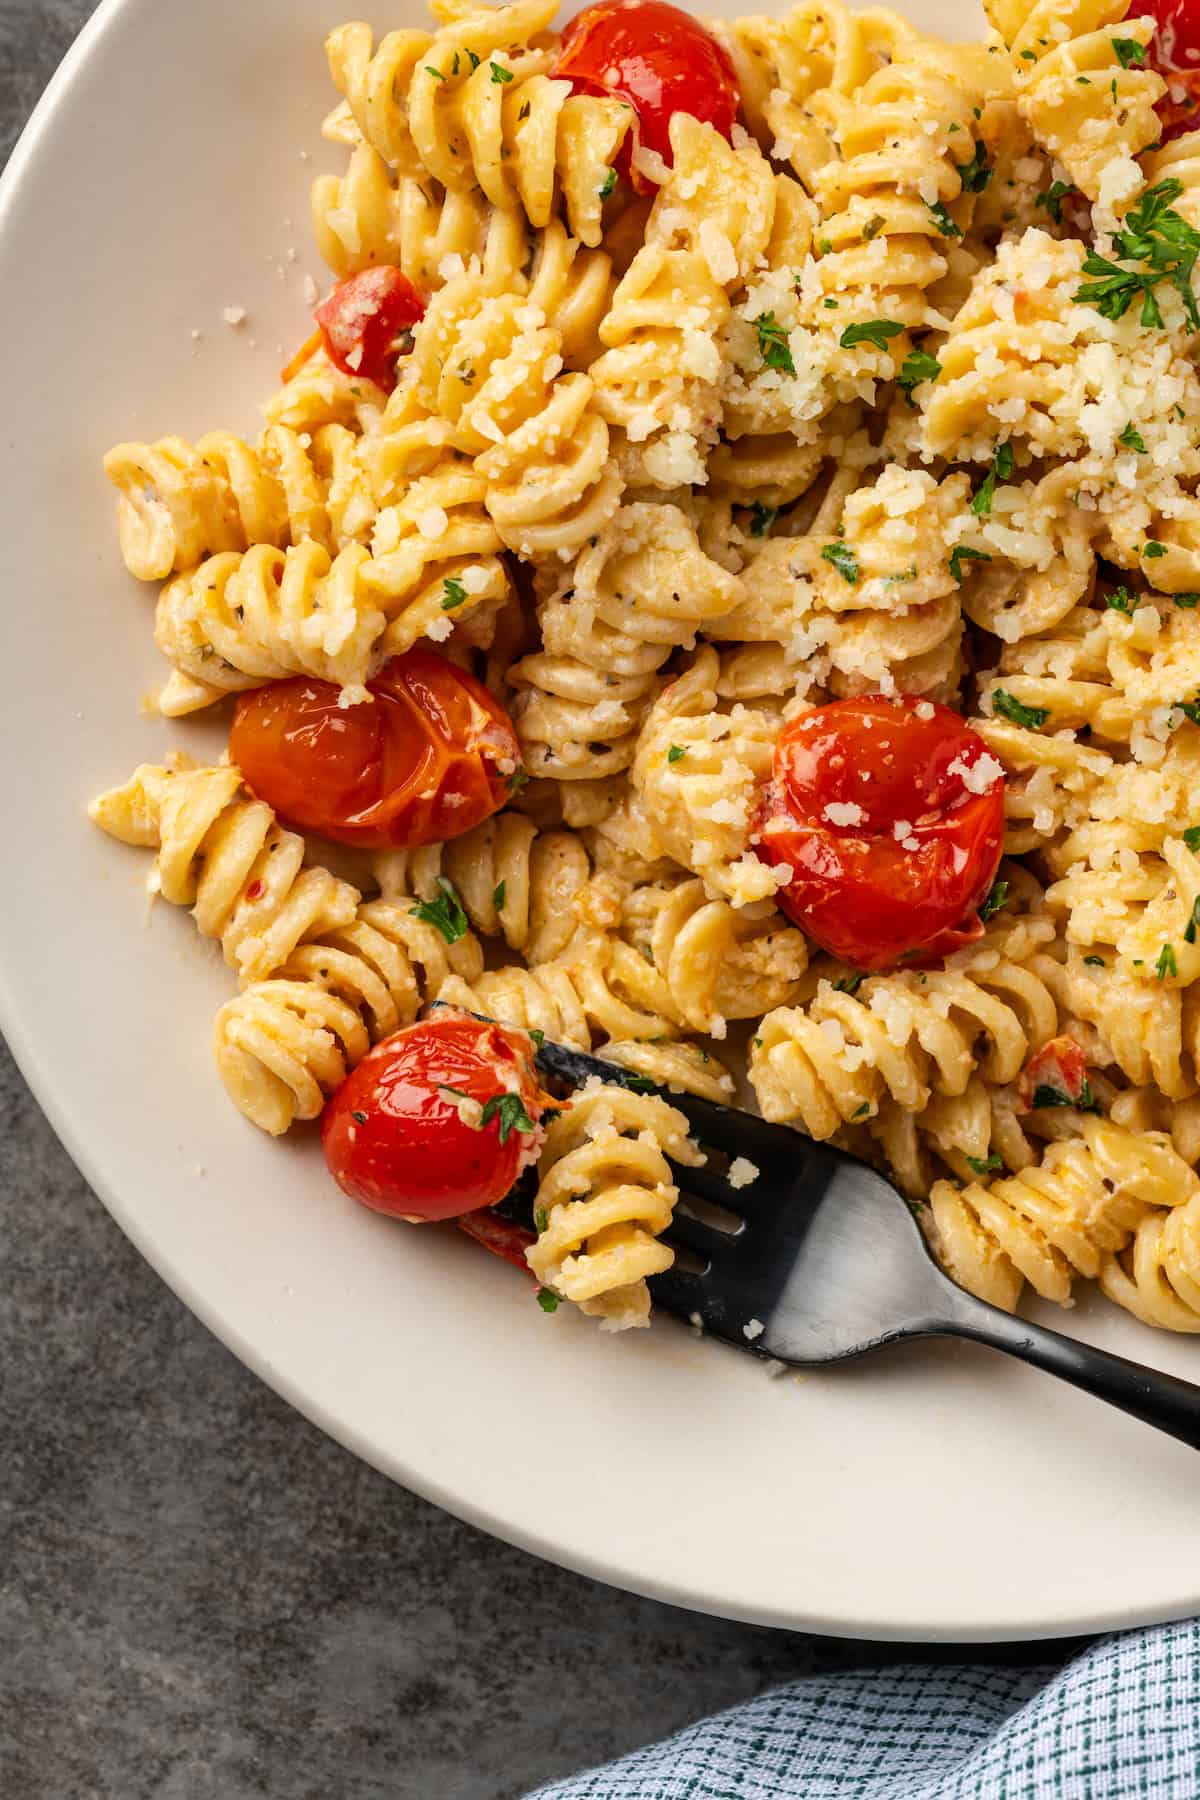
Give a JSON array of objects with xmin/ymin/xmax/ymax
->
[{"xmin": 90, "ymin": 0, "xmax": 1200, "ymax": 1349}]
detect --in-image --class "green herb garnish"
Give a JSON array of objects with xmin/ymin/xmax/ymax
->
[
  {"xmin": 536, "ymin": 1288, "xmax": 560, "ymax": 1313},
  {"xmin": 1106, "ymin": 586, "xmax": 1136, "ymax": 614},
  {"xmin": 949, "ymin": 544, "xmax": 991, "ymax": 582},
  {"xmin": 480, "ymin": 1091, "xmax": 536, "ymax": 1144},
  {"xmin": 1111, "ymin": 36, "xmax": 1146, "ymax": 66},
  {"xmin": 1157, "ymin": 942, "xmax": 1179, "ymax": 980},
  {"xmin": 898, "ymin": 347, "xmax": 941, "ymax": 405},
  {"xmin": 441, "ymin": 576, "xmax": 468, "ymax": 610},
  {"xmin": 1036, "ymin": 180, "xmax": 1075, "ymax": 223},
  {"xmin": 598, "ymin": 166, "xmax": 617, "ymax": 200},
  {"xmin": 667, "ymin": 744, "xmax": 686, "ymax": 763},
  {"xmin": 411, "ymin": 876, "xmax": 469, "ymax": 944},
  {"xmin": 1073, "ymin": 179, "xmax": 1200, "ymax": 331},
  {"xmin": 1118, "ymin": 421, "xmax": 1146, "ymax": 453},
  {"xmin": 979, "ymin": 879, "xmax": 1009, "ymax": 922},
  {"xmin": 748, "ymin": 501, "xmax": 778, "ymax": 538},
  {"xmin": 956, "ymin": 140, "xmax": 992, "ymax": 193},
  {"xmin": 992, "ymin": 688, "xmax": 1049, "ymax": 729},
  {"xmin": 492, "ymin": 881, "xmax": 506, "ymax": 911},
  {"xmin": 754, "ymin": 312, "xmax": 795, "ymax": 375},
  {"xmin": 971, "ymin": 441, "xmax": 1014, "ymax": 516},
  {"xmin": 839, "ymin": 319, "xmax": 905, "ymax": 352},
  {"xmin": 966, "ymin": 1153, "xmax": 1004, "ymax": 1177},
  {"xmin": 927, "ymin": 201, "xmax": 962, "ymax": 238},
  {"xmin": 821, "ymin": 542, "xmax": 859, "ymax": 584},
  {"xmin": 490, "ymin": 60, "xmax": 513, "ymax": 81}
]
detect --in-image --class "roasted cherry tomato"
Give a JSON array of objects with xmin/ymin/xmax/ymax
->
[
  {"xmin": 1146, "ymin": 0, "xmax": 1200, "ymax": 141},
  {"xmin": 1018, "ymin": 1037, "xmax": 1094, "ymax": 1114},
  {"xmin": 230, "ymin": 648, "xmax": 522, "ymax": 849},
  {"xmin": 322, "ymin": 1014, "xmax": 557, "ymax": 1221},
  {"xmin": 312, "ymin": 266, "xmax": 425, "ymax": 392},
  {"xmin": 554, "ymin": 0, "xmax": 739, "ymax": 189},
  {"xmin": 756, "ymin": 696, "xmax": 1006, "ymax": 972}
]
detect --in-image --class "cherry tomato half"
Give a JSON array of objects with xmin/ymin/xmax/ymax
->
[
  {"xmin": 555, "ymin": 0, "xmax": 739, "ymax": 188},
  {"xmin": 313, "ymin": 267, "xmax": 425, "ymax": 393},
  {"xmin": 322, "ymin": 1014, "xmax": 557, "ymax": 1221},
  {"xmin": 1146, "ymin": 0, "xmax": 1200, "ymax": 141},
  {"xmin": 457, "ymin": 1207, "xmax": 538, "ymax": 1272},
  {"xmin": 1018, "ymin": 1037, "xmax": 1093, "ymax": 1114},
  {"xmin": 756, "ymin": 696, "xmax": 1006, "ymax": 972},
  {"xmin": 230, "ymin": 648, "xmax": 522, "ymax": 849}
]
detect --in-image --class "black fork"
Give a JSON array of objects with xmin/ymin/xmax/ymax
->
[{"xmin": 531, "ymin": 1041, "xmax": 1200, "ymax": 1450}]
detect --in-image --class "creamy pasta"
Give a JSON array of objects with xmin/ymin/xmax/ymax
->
[{"xmin": 91, "ymin": 0, "xmax": 1200, "ymax": 1335}]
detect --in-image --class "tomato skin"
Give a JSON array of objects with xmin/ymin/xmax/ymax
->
[
  {"xmin": 321, "ymin": 1015, "xmax": 555, "ymax": 1221},
  {"xmin": 757, "ymin": 696, "xmax": 1006, "ymax": 972},
  {"xmin": 1018, "ymin": 1037, "xmax": 1092, "ymax": 1114},
  {"xmin": 230, "ymin": 649, "xmax": 522, "ymax": 849},
  {"xmin": 314, "ymin": 267, "xmax": 425, "ymax": 393},
  {"xmin": 1144, "ymin": 0, "xmax": 1200, "ymax": 141},
  {"xmin": 555, "ymin": 0, "xmax": 739, "ymax": 187}
]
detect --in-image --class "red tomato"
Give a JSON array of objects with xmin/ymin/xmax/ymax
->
[
  {"xmin": 1146, "ymin": 0, "xmax": 1200, "ymax": 141},
  {"xmin": 313, "ymin": 267, "xmax": 425, "ymax": 393},
  {"xmin": 230, "ymin": 649, "xmax": 522, "ymax": 849},
  {"xmin": 554, "ymin": 0, "xmax": 739, "ymax": 189},
  {"xmin": 1018, "ymin": 1038, "xmax": 1094, "ymax": 1114},
  {"xmin": 322, "ymin": 1014, "xmax": 557, "ymax": 1221},
  {"xmin": 756, "ymin": 696, "xmax": 1006, "ymax": 972}
]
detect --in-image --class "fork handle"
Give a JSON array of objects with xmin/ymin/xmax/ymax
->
[{"xmin": 946, "ymin": 1302, "xmax": 1200, "ymax": 1450}]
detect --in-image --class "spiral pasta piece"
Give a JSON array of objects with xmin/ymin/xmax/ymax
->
[
  {"xmin": 750, "ymin": 918, "xmax": 1060, "ymax": 1139},
  {"xmin": 984, "ymin": 0, "xmax": 1163, "ymax": 203},
  {"xmin": 527, "ymin": 1083, "xmax": 702, "ymax": 1329},
  {"xmin": 803, "ymin": 39, "xmax": 988, "ymax": 360},
  {"xmin": 632, "ymin": 645, "xmax": 783, "ymax": 907},
  {"xmin": 1099, "ymin": 1178, "xmax": 1200, "ymax": 1331},
  {"xmin": 88, "ymin": 759, "xmax": 360, "ymax": 985},
  {"xmin": 104, "ymin": 425, "xmax": 375, "ymax": 582},
  {"xmin": 371, "ymin": 815, "xmax": 590, "ymax": 962},
  {"xmin": 931, "ymin": 1119, "xmax": 1195, "ymax": 1313},
  {"xmin": 153, "ymin": 466, "xmax": 512, "ymax": 711},
  {"xmin": 509, "ymin": 503, "xmax": 742, "ymax": 783},
  {"xmin": 215, "ymin": 899, "xmax": 484, "ymax": 1134},
  {"xmin": 619, "ymin": 878, "xmax": 810, "ymax": 1035},
  {"xmin": 327, "ymin": 2, "xmax": 632, "ymax": 248}
]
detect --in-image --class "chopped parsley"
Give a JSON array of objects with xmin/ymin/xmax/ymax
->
[
  {"xmin": 949, "ymin": 544, "xmax": 991, "ymax": 582},
  {"xmin": 535, "ymin": 1288, "xmax": 560, "ymax": 1313},
  {"xmin": 411, "ymin": 876, "xmax": 469, "ymax": 944},
  {"xmin": 1084, "ymin": 954, "xmax": 1106, "ymax": 965},
  {"xmin": 492, "ymin": 881, "xmax": 506, "ymax": 911},
  {"xmin": 898, "ymin": 347, "xmax": 941, "ymax": 404},
  {"xmin": 833, "ymin": 972, "xmax": 864, "ymax": 995},
  {"xmin": 619, "ymin": 1074, "xmax": 657, "ymax": 1094},
  {"xmin": 840, "ymin": 319, "xmax": 905, "ymax": 352},
  {"xmin": 425, "ymin": 64, "xmax": 445, "ymax": 79},
  {"xmin": 748, "ymin": 500, "xmax": 778, "ymax": 538},
  {"xmin": 1111, "ymin": 35, "xmax": 1146, "ymax": 66},
  {"xmin": 598, "ymin": 166, "xmax": 617, "ymax": 200},
  {"xmin": 1157, "ymin": 942, "xmax": 1179, "ymax": 980},
  {"xmin": 441, "ymin": 576, "xmax": 468, "ymax": 610},
  {"xmin": 927, "ymin": 201, "xmax": 962, "ymax": 238},
  {"xmin": 754, "ymin": 311, "xmax": 795, "ymax": 375},
  {"xmin": 979, "ymin": 879, "xmax": 1009, "ymax": 923},
  {"xmin": 489, "ymin": 60, "xmax": 513, "ymax": 82},
  {"xmin": 956, "ymin": 140, "xmax": 993, "ymax": 193},
  {"xmin": 851, "ymin": 1102, "xmax": 871, "ymax": 1120},
  {"xmin": 1073, "ymin": 179, "xmax": 1200, "ymax": 331},
  {"xmin": 1105, "ymin": 586, "xmax": 1136, "ymax": 614},
  {"xmin": 970, "ymin": 441, "xmax": 1014, "ymax": 516},
  {"xmin": 1185, "ymin": 826, "xmax": 1200, "ymax": 850},
  {"xmin": 1178, "ymin": 697, "xmax": 1200, "ymax": 725},
  {"xmin": 992, "ymin": 688, "xmax": 1049, "ymax": 729},
  {"xmin": 1144, "ymin": 540, "xmax": 1168, "ymax": 557},
  {"xmin": 1175, "ymin": 593, "xmax": 1200, "ymax": 608},
  {"xmin": 1033, "ymin": 1079, "xmax": 1099, "ymax": 1113},
  {"xmin": 1186, "ymin": 896, "xmax": 1200, "ymax": 945},
  {"xmin": 966, "ymin": 1153, "xmax": 1004, "ymax": 1177},
  {"xmin": 466, "ymin": 48, "xmax": 480, "ymax": 68},
  {"xmin": 1117, "ymin": 421, "xmax": 1146, "ymax": 453},
  {"xmin": 1036, "ymin": 179, "xmax": 1075, "ymax": 223},
  {"xmin": 666, "ymin": 744, "xmax": 687, "ymax": 763},
  {"xmin": 821, "ymin": 541, "xmax": 859, "ymax": 584},
  {"xmin": 480, "ymin": 1091, "xmax": 536, "ymax": 1144},
  {"xmin": 507, "ymin": 767, "xmax": 530, "ymax": 794},
  {"xmin": 534, "ymin": 1206, "xmax": 549, "ymax": 1233}
]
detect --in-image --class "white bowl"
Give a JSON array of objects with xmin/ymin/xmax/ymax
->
[{"xmin": 4, "ymin": 0, "xmax": 1200, "ymax": 1640}]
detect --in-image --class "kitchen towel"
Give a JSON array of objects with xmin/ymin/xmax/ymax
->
[{"xmin": 527, "ymin": 1617, "xmax": 1199, "ymax": 1798}]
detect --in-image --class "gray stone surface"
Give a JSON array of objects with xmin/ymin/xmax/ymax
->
[{"xmin": 0, "ymin": 8, "xmax": 1062, "ymax": 1795}]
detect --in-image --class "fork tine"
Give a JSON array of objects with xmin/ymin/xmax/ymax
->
[{"xmin": 661, "ymin": 1209, "xmax": 732, "ymax": 1259}]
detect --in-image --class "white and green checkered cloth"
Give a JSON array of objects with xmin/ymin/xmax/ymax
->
[{"xmin": 528, "ymin": 1620, "xmax": 1199, "ymax": 1798}]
